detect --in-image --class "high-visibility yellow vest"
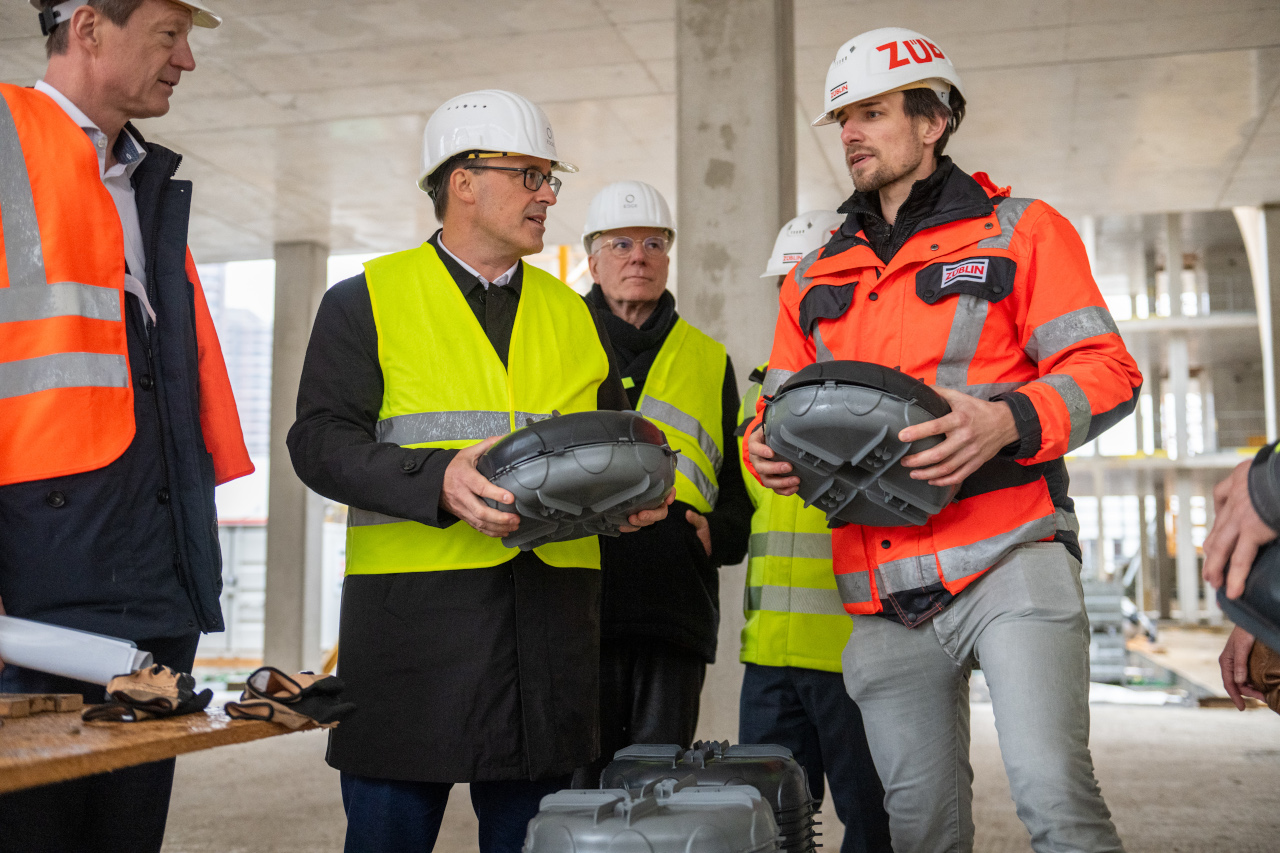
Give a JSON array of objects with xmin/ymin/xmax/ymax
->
[
  {"xmin": 637, "ymin": 317, "xmax": 726, "ymax": 513},
  {"xmin": 346, "ymin": 242, "xmax": 609, "ymax": 574},
  {"xmin": 738, "ymin": 363, "xmax": 851, "ymax": 672}
]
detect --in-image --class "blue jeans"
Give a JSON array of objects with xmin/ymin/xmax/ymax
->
[
  {"xmin": 340, "ymin": 772, "xmax": 571, "ymax": 853},
  {"xmin": 740, "ymin": 663, "xmax": 892, "ymax": 853},
  {"xmin": 0, "ymin": 633, "xmax": 200, "ymax": 853}
]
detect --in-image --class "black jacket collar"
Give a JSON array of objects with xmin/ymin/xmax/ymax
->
[{"xmin": 826, "ymin": 157, "xmax": 995, "ymax": 263}]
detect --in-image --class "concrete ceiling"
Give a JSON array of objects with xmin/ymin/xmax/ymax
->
[{"xmin": 3, "ymin": 0, "xmax": 1279, "ymax": 264}]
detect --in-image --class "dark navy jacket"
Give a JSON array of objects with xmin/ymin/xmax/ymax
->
[{"xmin": 0, "ymin": 128, "xmax": 223, "ymax": 641}]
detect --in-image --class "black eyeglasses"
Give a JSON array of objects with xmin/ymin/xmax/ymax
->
[
  {"xmin": 464, "ymin": 165, "xmax": 562, "ymax": 196},
  {"xmin": 594, "ymin": 235, "xmax": 671, "ymax": 258}
]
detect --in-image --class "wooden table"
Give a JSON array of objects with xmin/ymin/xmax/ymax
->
[{"xmin": 0, "ymin": 708, "xmax": 312, "ymax": 794}]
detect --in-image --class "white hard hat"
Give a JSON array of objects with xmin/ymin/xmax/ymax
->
[
  {"xmin": 813, "ymin": 27, "xmax": 963, "ymax": 127},
  {"xmin": 761, "ymin": 211, "xmax": 844, "ymax": 277},
  {"xmin": 581, "ymin": 180, "xmax": 675, "ymax": 254},
  {"xmin": 33, "ymin": 0, "xmax": 221, "ymax": 30},
  {"xmin": 419, "ymin": 89, "xmax": 577, "ymax": 194}
]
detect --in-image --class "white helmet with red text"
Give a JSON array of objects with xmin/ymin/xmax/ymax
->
[
  {"xmin": 32, "ymin": 0, "xmax": 221, "ymax": 31},
  {"xmin": 812, "ymin": 27, "xmax": 963, "ymax": 127},
  {"xmin": 761, "ymin": 211, "xmax": 844, "ymax": 278}
]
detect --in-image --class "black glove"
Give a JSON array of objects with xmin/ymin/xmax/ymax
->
[{"xmin": 82, "ymin": 664, "xmax": 213, "ymax": 723}]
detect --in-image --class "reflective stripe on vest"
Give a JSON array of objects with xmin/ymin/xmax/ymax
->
[
  {"xmin": 0, "ymin": 84, "xmax": 134, "ymax": 486},
  {"xmin": 637, "ymin": 317, "xmax": 726, "ymax": 513},
  {"xmin": 738, "ymin": 367, "xmax": 850, "ymax": 673},
  {"xmin": 375, "ymin": 410, "xmax": 551, "ymax": 445},
  {"xmin": 346, "ymin": 243, "xmax": 608, "ymax": 573}
]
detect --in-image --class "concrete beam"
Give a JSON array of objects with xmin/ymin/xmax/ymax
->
[
  {"xmin": 263, "ymin": 241, "xmax": 329, "ymax": 673},
  {"xmin": 675, "ymin": 0, "xmax": 796, "ymax": 375}
]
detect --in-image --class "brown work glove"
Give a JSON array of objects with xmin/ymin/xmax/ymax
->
[
  {"xmin": 225, "ymin": 667, "xmax": 354, "ymax": 729},
  {"xmin": 82, "ymin": 664, "xmax": 212, "ymax": 723},
  {"xmin": 1248, "ymin": 640, "xmax": 1280, "ymax": 714}
]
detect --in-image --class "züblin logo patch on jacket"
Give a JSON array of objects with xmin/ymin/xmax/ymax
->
[
  {"xmin": 941, "ymin": 258, "xmax": 989, "ymax": 288},
  {"xmin": 916, "ymin": 256, "xmax": 1017, "ymax": 305}
]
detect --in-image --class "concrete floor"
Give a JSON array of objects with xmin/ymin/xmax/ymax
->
[
  {"xmin": 164, "ymin": 563, "xmax": 1280, "ymax": 852},
  {"xmin": 161, "ymin": 695, "xmax": 1280, "ymax": 852}
]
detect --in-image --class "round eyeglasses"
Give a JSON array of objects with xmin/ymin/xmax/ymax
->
[
  {"xmin": 464, "ymin": 164, "xmax": 562, "ymax": 196},
  {"xmin": 595, "ymin": 235, "xmax": 671, "ymax": 258}
]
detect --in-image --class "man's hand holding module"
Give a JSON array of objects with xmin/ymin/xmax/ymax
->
[
  {"xmin": 900, "ymin": 388, "xmax": 1020, "ymax": 487},
  {"xmin": 440, "ymin": 436, "xmax": 521, "ymax": 538}
]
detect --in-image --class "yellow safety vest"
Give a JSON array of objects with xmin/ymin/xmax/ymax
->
[
  {"xmin": 738, "ymin": 364, "xmax": 851, "ymax": 672},
  {"xmin": 636, "ymin": 317, "xmax": 726, "ymax": 513},
  {"xmin": 346, "ymin": 242, "xmax": 609, "ymax": 574}
]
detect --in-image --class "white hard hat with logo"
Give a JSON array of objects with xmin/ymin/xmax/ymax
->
[
  {"xmin": 419, "ymin": 89, "xmax": 577, "ymax": 194},
  {"xmin": 762, "ymin": 211, "xmax": 844, "ymax": 277},
  {"xmin": 813, "ymin": 27, "xmax": 963, "ymax": 127},
  {"xmin": 581, "ymin": 180, "xmax": 675, "ymax": 254},
  {"xmin": 33, "ymin": 0, "xmax": 221, "ymax": 31}
]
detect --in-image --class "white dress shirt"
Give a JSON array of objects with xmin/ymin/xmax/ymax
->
[
  {"xmin": 35, "ymin": 79, "xmax": 156, "ymax": 323},
  {"xmin": 437, "ymin": 235, "xmax": 519, "ymax": 289}
]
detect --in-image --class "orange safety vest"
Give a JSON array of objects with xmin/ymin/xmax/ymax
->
[
  {"xmin": 0, "ymin": 83, "xmax": 251, "ymax": 487},
  {"xmin": 744, "ymin": 168, "xmax": 1142, "ymax": 625}
]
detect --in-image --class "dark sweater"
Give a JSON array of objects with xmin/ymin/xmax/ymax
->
[{"xmin": 586, "ymin": 285, "xmax": 753, "ymax": 663}]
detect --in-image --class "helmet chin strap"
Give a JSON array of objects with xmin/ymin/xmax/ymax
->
[{"xmin": 39, "ymin": 0, "xmax": 82, "ymax": 36}]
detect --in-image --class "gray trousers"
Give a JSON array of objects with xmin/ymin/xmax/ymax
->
[{"xmin": 841, "ymin": 542, "xmax": 1124, "ymax": 853}]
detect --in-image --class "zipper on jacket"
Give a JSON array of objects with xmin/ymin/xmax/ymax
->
[{"xmin": 139, "ymin": 150, "xmax": 205, "ymax": 630}]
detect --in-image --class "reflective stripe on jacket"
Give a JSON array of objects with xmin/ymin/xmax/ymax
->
[
  {"xmin": 637, "ymin": 317, "xmax": 727, "ymax": 513},
  {"xmin": 347, "ymin": 242, "xmax": 609, "ymax": 574},
  {"xmin": 744, "ymin": 168, "xmax": 1142, "ymax": 625},
  {"xmin": 0, "ymin": 83, "xmax": 250, "ymax": 487},
  {"xmin": 738, "ymin": 365, "xmax": 849, "ymax": 672}
]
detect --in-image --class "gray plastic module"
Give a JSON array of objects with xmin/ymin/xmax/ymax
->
[
  {"xmin": 1218, "ymin": 540, "xmax": 1280, "ymax": 654},
  {"xmin": 601, "ymin": 741, "xmax": 818, "ymax": 853},
  {"xmin": 763, "ymin": 361, "xmax": 959, "ymax": 527},
  {"xmin": 524, "ymin": 779, "xmax": 780, "ymax": 853},
  {"xmin": 478, "ymin": 410, "xmax": 677, "ymax": 551}
]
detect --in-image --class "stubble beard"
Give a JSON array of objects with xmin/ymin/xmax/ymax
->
[{"xmin": 847, "ymin": 141, "xmax": 925, "ymax": 195}]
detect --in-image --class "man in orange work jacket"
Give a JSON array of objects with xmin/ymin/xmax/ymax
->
[
  {"xmin": 746, "ymin": 27, "xmax": 1141, "ymax": 853},
  {"xmin": 0, "ymin": 3, "xmax": 250, "ymax": 852}
]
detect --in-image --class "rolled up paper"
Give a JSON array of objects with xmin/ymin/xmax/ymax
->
[{"xmin": 0, "ymin": 615, "xmax": 152, "ymax": 686}]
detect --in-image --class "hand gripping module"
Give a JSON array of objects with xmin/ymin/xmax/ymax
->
[
  {"xmin": 762, "ymin": 361, "xmax": 959, "ymax": 528},
  {"xmin": 478, "ymin": 410, "xmax": 677, "ymax": 551}
]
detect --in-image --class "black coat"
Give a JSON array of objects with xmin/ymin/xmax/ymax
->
[
  {"xmin": 0, "ymin": 130, "xmax": 221, "ymax": 640},
  {"xmin": 585, "ymin": 286, "xmax": 752, "ymax": 662},
  {"xmin": 288, "ymin": 261, "xmax": 629, "ymax": 782}
]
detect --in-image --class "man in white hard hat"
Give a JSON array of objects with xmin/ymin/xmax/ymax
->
[
  {"xmin": 574, "ymin": 180, "xmax": 751, "ymax": 784},
  {"xmin": 288, "ymin": 93, "xmax": 668, "ymax": 853},
  {"xmin": 0, "ymin": 3, "xmax": 251, "ymax": 852},
  {"xmin": 736, "ymin": 211, "xmax": 892, "ymax": 853},
  {"xmin": 745, "ymin": 27, "xmax": 1140, "ymax": 853}
]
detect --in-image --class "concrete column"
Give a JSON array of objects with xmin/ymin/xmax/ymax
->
[
  {"xmin": 1167, "ymin": 331, "xmax": 1200, "ymax": 623},
  {"xmin": 1093, "ymin": 467, "xmax": 1106, "ymax": 577},
  {"xmin": 263, "ymin": 241, "xmax": 330, "ymax": 673},
  {"xmin": 1234, "ymin": 204, "xmax": 1278, "ymax": 438},
  {"xmin": 1165, "ymin": 212, "xmax": 1185, "ymax": 317},
  {"xmin": 675, "ymin": 0, "xmax": 796, "ymax": 374}
]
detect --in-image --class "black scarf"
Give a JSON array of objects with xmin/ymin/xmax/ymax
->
[{"xmin": 586, "ymin": 283, "xmax": 677, "ymax": 384}]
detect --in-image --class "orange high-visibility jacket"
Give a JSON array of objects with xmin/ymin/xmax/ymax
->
[
  {"xmin": 0, "ymin": 83, "xmax": 251, "ymax": 486},
  {"xmin": 744, "ymin": 167, "xmax": 1142, "ymax": 626}
]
